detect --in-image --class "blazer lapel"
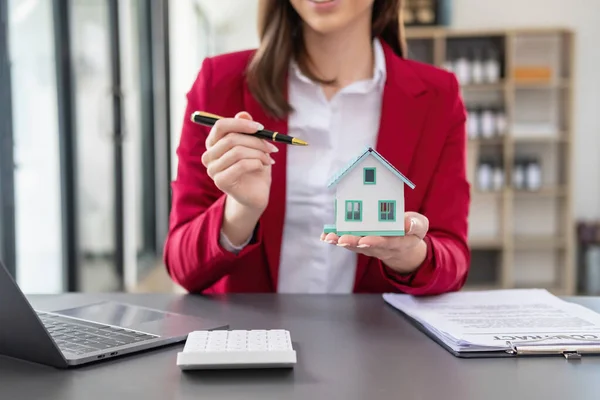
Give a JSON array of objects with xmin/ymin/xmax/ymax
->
[
  {"xmin": 354, "ymin": 41, "xmax": 434, "ymax": 290},
  {"xmin": 376, "ymin": 42, "xmax": 431, "ymax": 177},
  {"xmin": 243, "ymin": 81, "xmax": 288, "ymax": 291}
]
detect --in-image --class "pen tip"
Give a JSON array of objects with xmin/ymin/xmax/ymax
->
[{"xmin": 292, "ymin": 138, "xmax": 308, "ymax": 146}]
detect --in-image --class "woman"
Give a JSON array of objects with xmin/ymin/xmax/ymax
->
[{"xmin": 164, "ymin": 0, "xmax": 471, "ymax": 295}]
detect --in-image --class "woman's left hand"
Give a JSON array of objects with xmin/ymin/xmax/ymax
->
[{"xmin": 320, "ymin": 212, "xmax": 429, "ymax": 274}]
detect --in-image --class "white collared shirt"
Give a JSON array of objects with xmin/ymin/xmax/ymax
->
[{"xmin": 221, "ymin": 39, "xmax": 386, "ymax": 293}]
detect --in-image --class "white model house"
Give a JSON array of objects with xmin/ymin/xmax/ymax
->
[{"xmin": 324, "ymin": 147, "xmax": 415, "ymax": 237}]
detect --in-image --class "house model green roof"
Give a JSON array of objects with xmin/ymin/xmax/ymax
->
[{"xmin": 327, "ymin": 147, "xmax": 416, "ymax": 189}]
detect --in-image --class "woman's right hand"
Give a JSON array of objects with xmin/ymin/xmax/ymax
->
[{"xmin": 201, "ymin": 111, "xmax": 277, "ymax": 215}]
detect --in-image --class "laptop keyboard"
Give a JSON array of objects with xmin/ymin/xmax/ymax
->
[{"xmin": 37, "ymin": 311, "xmax": 159, "ymax": 356}]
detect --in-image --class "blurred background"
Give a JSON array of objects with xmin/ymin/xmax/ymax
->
[{"xmin": 1, "ymin": 0, "xmax": 599, "ymax": 296}]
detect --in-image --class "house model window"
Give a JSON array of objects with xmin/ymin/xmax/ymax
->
[
  {"xmin": 363, "ymin": 167, "xmax": 376, "ymax": 184},
  {"xmin": 345, "ymin": 200, "xmax": 362, "ymax": 221},
  {"xmin": 324, "ymin": 147, "xmax": 415, "ymax": 237},
  {"xmin": 379, "ymin": 200, "xmax": 396, "ymax": 221}
]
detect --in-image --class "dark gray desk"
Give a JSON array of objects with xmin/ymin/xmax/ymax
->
[{"xmin": 2, "ymin": 294, "xmax": 600, "ymax": 400}]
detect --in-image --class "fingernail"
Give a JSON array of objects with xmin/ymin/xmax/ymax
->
[
  {"xmin": 269, "ymin": 156, "xmax": 275, "ymax": 164},
  {"xmin": 268, "ymin": 142, "xmax": 279, "ymax": 152},
  {"xmin": 254, "ymin": 122, "xmax": 264, "ymax": 131},
  {"xmin": 337, "ymin": 243, "xmax": 349, "ymax": 247},
  {"xmin": 357, "ymin": 244, "xmax": 370, "ymax": 248},
  {"xmin": 325, "ymin": 240, "xmax": 335, "ymax": 244},
  {"xmin": 408, "ymin": 218, "xmax": 416, "ymax": 234}
]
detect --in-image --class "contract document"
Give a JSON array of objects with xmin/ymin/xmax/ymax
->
[{"xmin": 383, "ymin": 289, "xmax": 600, "ymax": 358}]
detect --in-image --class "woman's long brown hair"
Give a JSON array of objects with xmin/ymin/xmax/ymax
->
[{"xmin": 246, "ymin": 0, "xmax": 406, "ymax": 119}]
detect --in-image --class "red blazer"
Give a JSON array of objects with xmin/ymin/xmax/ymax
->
[{"xmin": 164, "ymin": 40, "xmax": 471, "ymax": 295}]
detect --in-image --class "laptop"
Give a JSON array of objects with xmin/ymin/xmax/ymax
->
[{"xmin": 0, "ymin": 260, "xmax": 227, "ymax": 368}]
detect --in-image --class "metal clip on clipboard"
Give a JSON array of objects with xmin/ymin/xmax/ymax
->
[{"xmin": 505, "ymin": 335, "xmax": 600, "ymax": 360}]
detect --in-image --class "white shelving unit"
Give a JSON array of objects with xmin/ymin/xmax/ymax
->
[{"xmin": 405, "ymin": 27, "xmax": 576, "ymax": 295}]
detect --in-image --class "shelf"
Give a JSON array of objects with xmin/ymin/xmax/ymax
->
[
  {"xmin": 461, "ymin": 83, "xmax": 506, "ymax": 91},
  {"xmin": 470, "ymin": 137, "xmax": 506, "ymax": 145},
  {"xmin": 513, "ymin": 235, "xmax": 566, "ymax": 249},
  {"xmin": 508, "ymin": 27, "xmax": 572, "ymax": 36},
  {"xmin": 470, "ymin": 188, "xmax": 505, "ymax": 199},
  {"xmin": 469, "ymin": 237, "xmax": 504, "ymax": 249},
  {"xmin": 405, "ymin": 27, "xmax": 572, "ymax": 40},
  {"xmin": 513, "ymin": 79, "xmax": 570, "ymax": 89},
  {"xmin": 512, "ymin": 186, "xmax": 567, "ymax": 197},
  {"xmin": 462, "ymin": 284, "xmax": 502, "ymax": 291},
  {"xmin": 510, "ymin": 134, "xmax": 568, "ymax": 143},
  {"xmin": 472, "ymin": 187, "xmax": 567, "ymax": 197},
  {"xmin": 405, "ymin": 27, "xmax": 572, "ymax": 39},
  {"xmin": 404, "ymin": 27, "xmax": 441, "ymax": 39}
]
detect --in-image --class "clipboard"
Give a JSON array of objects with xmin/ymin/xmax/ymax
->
[
  {"xmin": 505, "ymin": 336, "xmax": 600, "ymax": 360},
  {"xmin": 385, "ymin": 302, "xmax": 600, "ymax": 360}
]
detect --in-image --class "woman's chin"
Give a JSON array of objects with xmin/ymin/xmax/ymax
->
[{"xmin": 304, "ymin": 19, "xmax": 348, "ymax": 36}]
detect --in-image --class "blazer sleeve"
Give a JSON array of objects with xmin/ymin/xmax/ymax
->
[
  {"xmin": 380, "ymin": 73, "xmax": 471, "ymax": 295},
  {"xmin": 163, "ymin": 57, "xmax": 264, "ymax": 292}
]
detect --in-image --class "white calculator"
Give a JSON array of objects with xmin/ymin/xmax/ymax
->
[{"xmin": 176, "ymin": 329, "xmax": 297, "ymax": 370}]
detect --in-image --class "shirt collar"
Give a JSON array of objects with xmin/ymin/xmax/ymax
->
[{"xmin": 289, "ymin": 38, "xmax": 387, "ymax": 92}]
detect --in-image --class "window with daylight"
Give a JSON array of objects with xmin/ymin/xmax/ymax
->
[
  {"xmin": 379, "ymin": 200, "xmax": 396, "ymax": 221},
  {"xmin": 363, "ymin": 167, "xmax": 376, "ymax": 184},
  {"xmin": 345, "ymin": 200, "xmax": 362, "ymax": 221}
]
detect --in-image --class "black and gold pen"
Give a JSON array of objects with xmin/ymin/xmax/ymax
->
[{"xmin": 190, "ymin": 111, "xmax": 308, "ymax": 146}]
